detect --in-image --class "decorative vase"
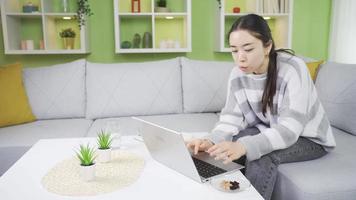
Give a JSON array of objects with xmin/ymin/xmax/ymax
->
[
  {"xmin": 97, "ymin": 148, "xmax": 112, "ymax": 163},
  {"xmin": 121, "ymin": 41, "xmax": 132, "ymax": 49},
  {"xmin": 79, "ymin": 164, "xmax": 95, "ymax": 181},
  {"xmin": 62, "ymin": 0, "xmax": 69, "ymax": 12},
  {"xmin": 142, "ymin": 32, "xmax": 152, "ymax": 48},
  {"xmin": 132, "ymin": 33, "xmax": 141, "ymax": 48},
  {"xmin": 63, "ymin": 37, "xmax": 74, "ymax": 49}
]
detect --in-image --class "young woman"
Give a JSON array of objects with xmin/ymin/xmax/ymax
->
[{"xmin": 187, "ymin": 14, "xmax": 336, "ymax": 200}]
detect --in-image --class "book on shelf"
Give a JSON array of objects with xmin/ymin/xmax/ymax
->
[{"xmin": 261, "ymin": 0, "xmax": 289, "ymax": 14}]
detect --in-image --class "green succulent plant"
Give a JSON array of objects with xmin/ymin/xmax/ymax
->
[
  {"xmin": 76, "ymin": 144, "xmax": 96, "ymax": 166},
  {"xmin": 157, "ymin": 0, "xmax": 167, "ymax": 7},
  {"xmin": 97, "ymin": 130, "xmax": 113, "ymax": 150},
  {"xmin": 59, "ymin": 28, "xmax": 76, "ymax": 38}
]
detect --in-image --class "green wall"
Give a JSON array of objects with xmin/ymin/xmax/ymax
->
[
  {"xmin": 292, "ymin": 0, "xmax": 332, "ymax": 60},
  {"xmin": 0, "ymin": 0, "xmax": 332, "ymax": 67}
]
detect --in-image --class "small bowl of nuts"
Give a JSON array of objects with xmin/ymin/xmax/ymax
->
[{"xmin": 210, "ymin": 172, "xmax": 251, "ymax": 193}]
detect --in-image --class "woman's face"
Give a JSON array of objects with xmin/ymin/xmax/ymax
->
[{"xmin": 229, "ymin": 30, "xmax": 271, "ymax": 74}]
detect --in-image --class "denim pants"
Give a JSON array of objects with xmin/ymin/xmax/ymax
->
[{"xmin": 232, "ymin": 127, "xmax": 327, "ymax": 200}]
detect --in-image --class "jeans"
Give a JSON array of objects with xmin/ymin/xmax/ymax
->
[{"xmin": 232, "ymin": 127, "xmax": 327, "ymax": 200}]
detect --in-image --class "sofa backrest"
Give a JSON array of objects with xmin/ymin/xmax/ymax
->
[
  {"xmin": 315, "ymin": 61, "xmax": 356, "ymax": 135},
  {"xmin": 85, "ymin": 58, "xmax": 182, "ymax": 119},
  {"xmin": 181, "ymin": 57, "xmax": 233, "ymax": 113},
  {"xmin": 23, "ymin": 59, "xmax": 86, "ymax": 119}
]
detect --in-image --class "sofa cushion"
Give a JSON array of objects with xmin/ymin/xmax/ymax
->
[
  {"xmin": 315, "ymin": 62, "xmax": 356, "ymax": 135},
  {"xmin": 306, "ymin": 60, "xmax": 323, "ymax": 81},
  {"xmin": 23, "ymin": 59, "xmax": 86, "ymax": 119},
  {"xmin": 181, "ymin": 57, "xmax": 233, "ymax": 113},
  {"xmin": 86, "ymin": 113, "xmax": 219, "ymax": 137},
  {"xmin": 0, "ymin": 63, "xmax": 35, "ymax": 127},
  {"xmin": 0, "ymin": 119, "xmax": 92, "ymax": 147},
  {"xmin": 273, "ymin": 127, "xmax": 356, "ymax": 200},
  {"xmin": 86, "ymin": 58, "xmax": 182, "ymax": 119}
]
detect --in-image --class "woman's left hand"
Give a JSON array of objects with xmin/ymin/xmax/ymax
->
[{"xmin": 206, "ymin": 141, "xmax": 247, "ymax": 164}]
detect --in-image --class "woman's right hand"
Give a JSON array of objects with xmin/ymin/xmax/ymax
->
[{"xmin": 186, "ymin": 139, "xmax": 214, "ymax": 155}]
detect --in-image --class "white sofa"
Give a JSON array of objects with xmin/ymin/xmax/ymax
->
[{"xmin": 0, "ymin": 57, "xmax": 355, "ymax": 200}]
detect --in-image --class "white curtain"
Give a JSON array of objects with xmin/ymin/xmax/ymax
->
[{"xmin": 329, "ymin": 0, "xmax": 356, "ymax": 64}]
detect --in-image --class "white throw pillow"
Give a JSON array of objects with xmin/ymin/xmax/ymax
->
[
  {"xmin": 181, "ymin": 57, "xmax": 234, "ymax": 113},
  {"xmin": 86, "ymin": 58, "xmax": 182, "ymax": 119},
  {"xmin": 23, "ymin": 59, "xmax": 86, "ymax": 119}
]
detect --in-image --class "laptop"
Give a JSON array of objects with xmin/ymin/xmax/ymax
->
[{"xmin": 132, "ymin": 117, "xmax": 244, "ymax": 183}]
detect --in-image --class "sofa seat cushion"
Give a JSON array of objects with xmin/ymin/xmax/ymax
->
[
  {"xmin": 86, "ymin": 113, "xmax": 219, "ymax": 137},
  {"xmin": 86, "ymin": 58, "xmax": 182, "ymax": 119},
  {"xmin": 0, "ymin": 119, "xmax": 93, "ymax": 147},
  {"xmin": 273, "ymin": 127, "xmax": 356, "ymax": 200}
]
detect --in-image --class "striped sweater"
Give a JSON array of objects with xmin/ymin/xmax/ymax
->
[{"xmin": 208, "ymin": 53, "xmax": 336, "ymax": 161}]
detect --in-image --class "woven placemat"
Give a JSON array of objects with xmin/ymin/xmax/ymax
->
[{"xmin": 41, "ymin": 150, "xmax": 145, "ymax": 196}]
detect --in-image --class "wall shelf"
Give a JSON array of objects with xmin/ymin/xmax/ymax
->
[
  {"xmin": 215, "ymin": 0, "xmax": 293, "ymax": 52},
  {"xmin": 1, "ymin": 0, "xmax": 90, "ymax": 54},
  {"xmin": 114, "ymin": 0, "xmax": 191, "ymax": 53}
]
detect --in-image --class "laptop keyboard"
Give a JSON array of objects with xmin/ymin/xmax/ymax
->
[{"xmin": 191, "ymin": 157, "xmax": 227, "ymax": 179}]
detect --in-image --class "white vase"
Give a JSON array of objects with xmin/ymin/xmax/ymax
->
[
  {"xmin": 97, "ymin": 148, "xmax": 111, "ymax": 163},
  {"xmin": 80, "ymin": 164, "xmax": 95, "ymax": 181},
  {"xmin": 62, "ymin": 0, "xmax": 69, "ymax": 12}
]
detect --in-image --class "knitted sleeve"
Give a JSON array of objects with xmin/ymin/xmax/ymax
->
[
  {"xmin": 239, "ymin": 63, "xmax": 309, "ymax": 161},
  {"xmin": 206, "ymin": 68, "xmax": 248, "ymax": 144}
]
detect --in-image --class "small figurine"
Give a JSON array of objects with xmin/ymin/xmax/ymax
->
[{"xmin": 132, "ymin": 33, "xmax": 141, "ymax": 48}]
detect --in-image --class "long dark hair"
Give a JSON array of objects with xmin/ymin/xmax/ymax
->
[{"xmin": 228, "ymin": 14, "xmax": 293, "ymax": 116}]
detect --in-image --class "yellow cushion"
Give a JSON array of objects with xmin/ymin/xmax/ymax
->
[
  {"xmin": 0, "ymin": 63, "xmax": 36, "ymax": 127},
  {"xmin": 306, "ymin": 61, "xmax": 324, "ymax": 81}
]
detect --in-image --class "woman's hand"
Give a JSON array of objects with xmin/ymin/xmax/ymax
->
[
  {"xmin": 206, "ymin": 141, "xmax": 247, "ymax": 164},
  {"xmin": 186, "ymin": 139, "xmax": 214, "ymax": 155}
]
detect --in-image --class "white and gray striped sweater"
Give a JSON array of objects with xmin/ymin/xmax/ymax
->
[{"xmin": 208, "ymin": 53, "xmax": 336, "ymax": 161}]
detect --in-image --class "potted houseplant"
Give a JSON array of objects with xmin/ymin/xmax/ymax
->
[
  {"xmin": 216, "ymin": 0, "xmax": 221, "ymax": 9},
  {"xmin": 155, "ymin": 0, "xmax": 170, "ymax": 12},
  {"xmin": 76, "ymin": 144, "xmax": 96, "ymax": 181},
  {"xmin": 59, "ymin": 28, "xmax": 76, "ymax": 49},
  {"xmin": 97, "ymin": 130, "xmax": 113, "ymax": 163},
  {"xmin": 77, "ymin": 0, "xmax": 93, "ymax": 29}
]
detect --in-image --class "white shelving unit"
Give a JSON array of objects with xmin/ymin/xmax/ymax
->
[
  {"xmin": 0, "ymin": 0, "xmax": 90, "ymax": 54},
  {"xmin": 114, "ymin": 0, "xmax": 191, "ymax": 53},
  {"xmin": 215, "ymin": 0, "xmax": 293, "ymax": 52}
]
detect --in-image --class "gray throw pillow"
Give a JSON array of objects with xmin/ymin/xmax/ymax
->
[{"xmin": 315, "ymin": 62, "xmax": 356, "ymax": 135}]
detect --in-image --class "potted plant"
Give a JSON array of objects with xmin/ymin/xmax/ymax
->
[
  {"xmin": 97, "ymin": 130, "xmax": 113, "ymax": 163},
  {"xmin": 77, "ymin": 0, "xmax": 93, "ymax": 29},
  {"xmin": 216, "ymin": 0, "xmax": 221, "ymax": 9},
  {"xmin": 76, "ymin": 144, "xmax": 96, "ymax": 181},
  {"xmin": 155, "ymin": 0, "xmax": 170, "ymax": 12},
  {"xmin": 59, "ymin": 28, "xmax": 76, "ymax": 49}
]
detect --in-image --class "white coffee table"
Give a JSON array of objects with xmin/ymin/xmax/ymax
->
[{"xmin": 0, "ymin": 136, "xmax": 263, "ymax": 200}]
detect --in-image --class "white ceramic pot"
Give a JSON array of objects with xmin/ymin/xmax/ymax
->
[
  {"xmin": 154, "ymin": 7, "xmax": 170, "ymax": 12},
  {"xmin": 80, "ymin": 164, "xmax": 95, "ymax": 181},
  {"xmin": 97, "ymin": 148, "xmax": 112, "ymax": 163}
]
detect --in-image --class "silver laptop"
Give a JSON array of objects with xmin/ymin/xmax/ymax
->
[{"xmin": 132, "ymin": 117, "xmax": 244, "ymax": 183}]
